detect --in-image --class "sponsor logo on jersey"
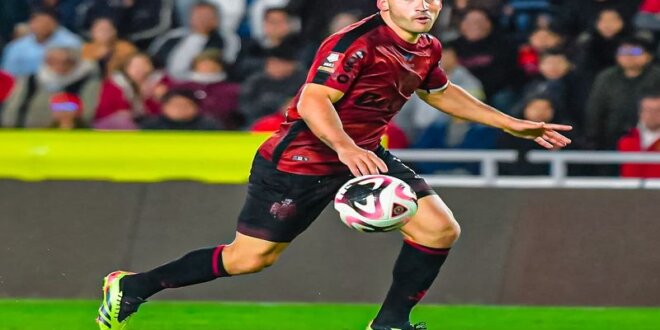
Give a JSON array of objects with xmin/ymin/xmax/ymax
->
[
  {"xmin": 319, "ymin": 52, "xmax": 345, "ymax": 73},
  {"xmin": 292, "ymin": 155, "xmax": 309, "ymax": 162}
]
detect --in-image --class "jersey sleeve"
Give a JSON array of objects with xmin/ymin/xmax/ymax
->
[
  {"xmin": 309, "ymin": 37, "xmax": 370, "ymax": 93},
  {"xmin": 418, "ymin": 39, "xmax": 450, "ymax": 94}
]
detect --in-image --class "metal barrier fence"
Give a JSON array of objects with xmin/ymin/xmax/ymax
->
[{"xmin": 391, "ymin": 150, "xmax": 660, "ymax": 189}]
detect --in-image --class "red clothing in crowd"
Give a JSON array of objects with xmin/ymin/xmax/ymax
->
[
  {"xmin": 617, "ymin": 128, "xmax": 660, "ymax": 178},
  {"xmin": 251, "ymin": 112, "xmax": 286, "ymax": 132},
  {"xmin": 385, "ymin": 123, "xmax": 409, "ymax": 149},
  {"xmin": 0, "ymin": 71, "xmax": 15, "ymax": 103},
  {"xmin": 640, "ymin": 0, "xmax": 660, "ymax": 13},
  {"xmin": 170, "ymin": 80, "xmax": 241, "ymax": 129},
  {"xmin": 95, "ymin": 78, "xmax": 160, "ymax": 121}
]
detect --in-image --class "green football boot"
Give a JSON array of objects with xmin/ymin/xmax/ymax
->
[
  {"xmin": 367, "ymin": 320, "xmax": 428, "ymax": 330},
  {"xmin": 96, "ymin": 271, "xmax": 145, "ymax": 329}
]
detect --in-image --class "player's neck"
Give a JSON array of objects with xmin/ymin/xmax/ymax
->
[{"xmin": 380, "ymin": 12, "xmax": 421, "ymax": 44}]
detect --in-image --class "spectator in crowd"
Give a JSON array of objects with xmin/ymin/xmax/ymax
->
[
  {"xmin": 236, "ymin": 7, "xmax": 299, "ymax": 78},
  {"xmin": 175, "ymin": 0, "xmax": 246, "ymax": 36},
  {"xmin": 249, "ymin": 0, "xmax": 292, "ymax": 41},
  {"xmin": 49, "ymin": 92, "xmax": 87, "ymax": 129},
  {"xmin": 329, "ymin": 11, "xmax": 360, "ymax": 35},
  {"xmin": 169, "ymin": 50, "xmax": 242, "ymax": 130},
  {"xmin": 1, "ymin": 7, "xmax": 82, "ymax": 77},
  {"xmin": 517, "ymin": 50, "xmax": 583, "ymax": 131},
  {"xmin": 575, "ymin": 8, "xmax": 630, "ymax": 84},
  {"xmin": 81, "ymin": 18, "xmax": 137, "ymax": 77},
  {"xmin": 94, "ymin": 53, "xmax": 161, "ymax": 130},
  {"xmin": 558, "ymin": 0, "xmax": 643, "ymax": 38},
  {"xmin": 78, "ymin": 0, "xmax": 176, "ymax": 49},
  {"xmin": 433, "ymin": 0, "xmax": 506, "ymax": 40},
  {"xmin": 517, "ymin": 26, "xmax": 565, "ymax": 79},
  {"xmin": 618, "ymin": 93, "xmax": 660, "ymax": 178},
  {"xmin": 0, "ymin": 1, "xmax": 30, "ymax": 45},
  {"xmin": 239, "ymin": 40, "xmax": 306, "ymax": 126},
  {"xmin": 149, "ymin": 1, "xmax": 236, "ymax": 80},
  {"xmin": 2, "ymin": 47, "xmax": 99, "ymax": 128},
  {"xmin": 453, "ymin": 8, "xmax": 521, "ymax": 111},
  {"xmin": 585, "ymin": 36, "xmax": 660, "ymax": 151},
  {"xmin": 27, "ymin": 0, "xmax": 85, "ymax": 33},
  {"xmin": 286, "ymin": 0, "xmax": 376, "ymax": 42},
  {"xmin": 497, "ymin": 96, "xmax": 561, "ymax": 175},
  {"xmin": 501, "ymin": 0, "xmax": 556, "ymax": 42},
  {"xmin": 141, "ymin": 89, "xmax": 219, "ymax": 131}
]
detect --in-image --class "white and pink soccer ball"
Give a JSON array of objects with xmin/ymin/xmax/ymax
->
[{"xmin": 334, "ymin": 175, "xmax": 418, "ymax": 233}]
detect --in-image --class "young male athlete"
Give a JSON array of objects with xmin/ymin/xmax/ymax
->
[{"xmin": 97, "ymin": 1, "xmax": 572, "ymax": 329}]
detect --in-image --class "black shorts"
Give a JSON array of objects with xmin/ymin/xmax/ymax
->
[{"xmin": 236, "ymin": 147, "xmax": 436, "ymax": 243}]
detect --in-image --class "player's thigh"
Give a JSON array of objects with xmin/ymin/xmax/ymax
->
[
  {"xmin": 223, "ymin": 232, "xmax": 290, "ymax": 273},
  {"xmin": 400, "ymin": 194, "xmax": 460, "ymax": 249},
  {"xmin": 237, "ymin": 153, "xmax": 342, "ymax": 243}
]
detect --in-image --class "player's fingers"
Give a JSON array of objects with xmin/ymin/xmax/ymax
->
[
  {"xmin": 542, "ymin": 133, "xmax": 562, "ymax": 147},
  {"xmin": 548, "ymin": 130, "xmax": 572, "ymax": 145},
  {"xmin": 360, "ymin": 155, "xmax": 379, "ymax": 175},
  {"xmin": 543, "ymin": 123, "xmax": 573, "ymax": 131},
  {"xmin": 534, "ymin": 137, "xmax": 553, "ymax": 149},
  {"xmin": 355, "ymin": 159, "xmax": 372, "ymax": 176},
  {"xmin": 346, "ymin": 161, "xmax": 361, "ymax": 177},
  {"xmin": 368, "ymin": 153, "xmax": 389, "ymax": 173}
]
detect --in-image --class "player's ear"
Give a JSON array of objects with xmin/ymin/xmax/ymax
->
[{"xmin": 377, "ymin": 0, "xmax": 389, "ymax": 11}]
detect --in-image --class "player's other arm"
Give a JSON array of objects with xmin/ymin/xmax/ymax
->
[
  {"xmin": 298, "ymin": 83, "xmax": 388, "ymax": 176},
  {"xmin": 417, "ymin": 83, "xmax": 572, "ymax": 149}
]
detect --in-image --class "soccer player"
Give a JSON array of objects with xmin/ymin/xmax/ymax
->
[{"xmin": 97, "ymin": 1, "xmax": 572, "ymax": 329}]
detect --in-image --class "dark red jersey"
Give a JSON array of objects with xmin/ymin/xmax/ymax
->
[{"xmin": 258, "ymin": 14, "xmax": 449, "ymax": 175}]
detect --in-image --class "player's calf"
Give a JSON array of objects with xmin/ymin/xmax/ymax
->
[{"xmin": 222, "ymin": 245, "xmax": 283, "ymax": 275}]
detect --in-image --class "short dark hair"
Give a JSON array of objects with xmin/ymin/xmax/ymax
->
[
  {"xmin": 192, "ymin": 49, "xmax": 225, "ymax": 69},
  {"xmin": 639, "ymin": 92, "xmax": 660, "ymax": 107},
  {"xmin": 267, "ymin": 37, "xmax": 299, "ymax": 61},
  {"xmin": 540, "ymin": 48, "xmax": 569, "ymax": 60},
  {"xmin": 264, "ymin": 7, "xmax": 289, "ymax": 17},
  {"xmin": 192, "ymin": 1, "xmax": 220, "ymax": 16},
  {"xmin": 162, "ymin": 89, "xmax": 201, "ymax": 107},
  {"xmin": 31, "ymin": 7, "xmax": 59, "ymax": 21}
]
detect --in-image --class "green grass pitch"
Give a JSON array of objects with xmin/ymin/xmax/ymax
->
[{"xmin": 2, "ymin": 300, "xmax": 660, "ymax": 330}]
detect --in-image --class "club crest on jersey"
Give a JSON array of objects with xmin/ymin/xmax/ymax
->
[{"xmin": 319, "ymin": 52, "xmax": 345, "ymax": 73}]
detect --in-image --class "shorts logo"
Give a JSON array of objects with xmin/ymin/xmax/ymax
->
[
  {"xmin": 292, "ymin": 155, "xmax": 309, "ymax": 162},
  {"xmin": 270, "ymin": 199, "xmax": 297, "ymax": 221},
  {"xmin": 318, "ymin": 52, "xmax": 345, "ymax": 73}
]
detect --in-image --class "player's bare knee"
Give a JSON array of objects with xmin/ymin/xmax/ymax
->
[{"xmin": 426, "ymin": 219, "xmax": 461, "ymax": 247}]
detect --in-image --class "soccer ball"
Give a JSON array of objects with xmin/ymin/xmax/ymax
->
[{"xmin": 334, "ymin": 175, "xmax": 418, "ymax": 232}]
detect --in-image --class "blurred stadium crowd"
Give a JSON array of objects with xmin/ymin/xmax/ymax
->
[{"xmin": 0, "ymin": 0, "xmax": 659, "ymax": 177}]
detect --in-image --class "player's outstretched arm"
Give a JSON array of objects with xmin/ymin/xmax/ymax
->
[
  {"xmin": 298, "ymin": 83, "xmax": 388, "ymax": 176},
  {"xmin": 417, "ymin": 83, "xmax": 573, "ymax": 149}
]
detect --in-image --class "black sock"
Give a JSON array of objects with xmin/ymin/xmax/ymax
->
[
  {"xmin": 373, "ymin": 240, "xmax": 450, "ymax": 327},
  {"xmin": 122, "ymin": 245, "xmax": 230, "ymax": 300}
]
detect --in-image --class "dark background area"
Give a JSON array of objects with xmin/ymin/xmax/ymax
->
[{"xmin": 1, "ymin": 181, "xmax": 659, "ymax": 306}]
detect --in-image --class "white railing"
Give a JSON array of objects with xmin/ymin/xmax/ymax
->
[{"xmin": 389, "ymin": 150, "xmax": 660, "ymax": 189}]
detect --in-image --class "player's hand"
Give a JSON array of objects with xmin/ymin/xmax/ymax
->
[
  {"xmin": 337, "ymin": 145, "xmax": 389, "ymax": 177},
  {"xmin": 504, "ymin": 119, "xmax": 573, "ymax": 149}
]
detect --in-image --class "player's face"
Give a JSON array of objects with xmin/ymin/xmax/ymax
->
[{"xmin": 385, "ymin": 0, "xmax": 442, "ymax": 34}]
